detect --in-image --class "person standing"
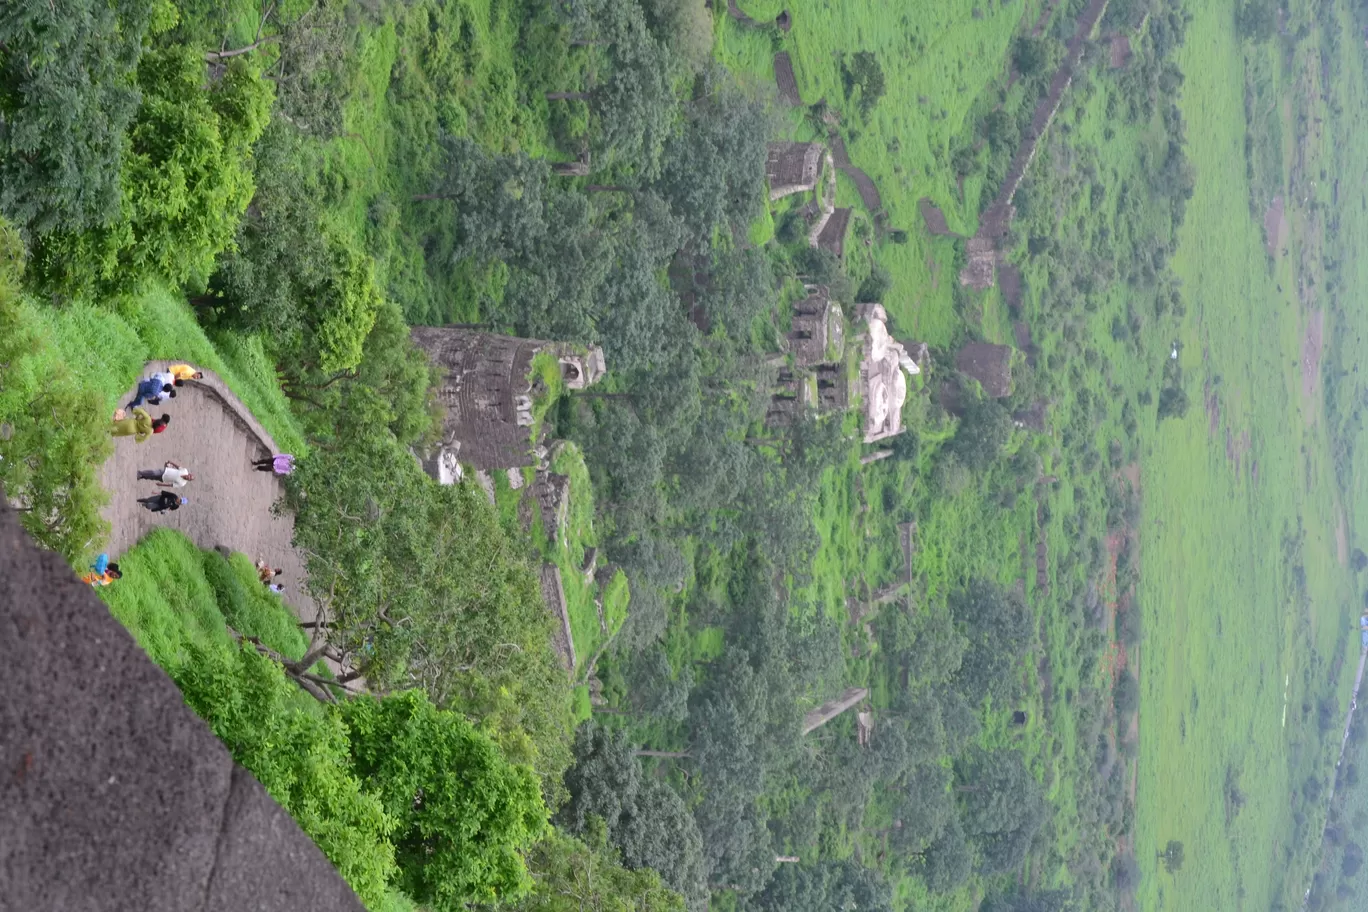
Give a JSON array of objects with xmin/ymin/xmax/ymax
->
[
  {"xmin": 138, "ymin": 491, "xmax": 187, "ymax": 513},
  {"xmin": 151, "ymin": 413, "xmax": 171, "ymax": 435},
  {"xmin": 111, "ymin": 407, "xmax": 154, "ymax": 442},
  {"xmin": 137, "ymin": 461, "xmax": 193, "ymax": 488},
  {"xmin": 251, "ymin": 453, "xmax": 295, "ymax": 475}
]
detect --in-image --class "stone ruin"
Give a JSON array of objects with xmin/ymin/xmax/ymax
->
[
  {"xmin": 788, "ymin": 288, "xmax": 845, "ymax": 367},
  {"xmin": 768, "ymin": 289, "xmax": 849, "ymax": 425},
  {"xmin": 856, "ymin": 304, "xmax": 919, "ymax": 444},
  {"xmin": 766, "ymin": 141, "xmax": 825, "ymax": 201},
  {"xmin": 955, "ymin": 342, "xmax": 1014, "ymax": 398},
  {"xmin": 811, "ymin": 206, "xmax": 853, "ymax": 258},
  {"xmin": 410, "ymin": 327, "xmax": 604, "ymax": 476}
]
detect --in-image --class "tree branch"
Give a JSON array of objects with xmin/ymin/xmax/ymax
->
[{"xmin": 204, "ymin": 35, "xmax": 280, "ymax": 62}]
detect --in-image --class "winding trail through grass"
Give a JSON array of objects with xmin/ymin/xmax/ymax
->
[{"xmin": 98, "ymin": 361, "xmax": 321, "ymax": 628}]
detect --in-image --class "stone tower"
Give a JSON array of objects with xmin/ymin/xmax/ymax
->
[{"xmin": 411, "ymin": 327, "xmax": 605, "ymax": 478}]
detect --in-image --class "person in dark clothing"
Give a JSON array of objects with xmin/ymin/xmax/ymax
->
[
  {"xmin": 137, "ymin": 491, "xmax": 187, "ymax": 513},
  {"xmin": 127, "ymin": 378, "xmax": 176, "ymax": 410}
]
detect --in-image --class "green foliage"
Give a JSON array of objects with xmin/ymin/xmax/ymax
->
[
  {"xmin": 639, "ymin": 0, "xmax": 715, "ymax": 71},
  {"xmin": 0, "ymin": 0, "xmax": 175, "ymax": 235},
  {"xmin": 1235, "ymin": 0, "xmax": 1277, "ymax": 41},
  {"xmin": 947, "ymin": 397, "xmax": 1014, "ymax": 470},
  {"xmin": 173, "ymin": 643, "xmax": 399, "ymax": 907},
  {"xmin": 841, "ymin": 51, "xmax": 887, "ymax": 116},
  {"xmin": 955, "ymin": 747, "xmax": 1048, "ymax": 874},
  {"xmin": 304, "ymin": 239, "xmax": 383, "ymax": 375},
  {"xmin": 560, "ymin": 723, "xmax": 709, "ymax": 910},
  {"xmin": 34, "ymin": 48, "xmax": 273, "ymax": 296},
  {"xmin": 1114, "ymin": 670, "xmax": 1140, "ymax": 716},
  {"xmin": 748, "ymin": 860, "xmax": 893, "ymax": 912},
  {"xmin": 338, "ymin": 690, "xmax": 548, "ymax": 908},
  {"xmin": 947, "ymin": 579, "xmax": 1033, "ymax": 706},
  {"xmin": 1011, "ymin": 36, "xmax": 1063, "ymax": 80},
  {"xmin": 283, "ymin": 436, "xmax": 572, "ymax": 792},
  {"xmin": 654, "ymin": 70, "xmax": 771, "ymax": 242},
  {"xmin": 0, "ymin": 228, "xmax": 111, "ymax": 562},
  {"xmin": 1160, "ymin": 839, "xmax": 1185, "ymax": 874},
  {"xmin": 517, "ymin": 821, "xmax": 687, "ymax": 912},
  {"xmin": 1157, "ymin": 384, "xmax": 1190, "ymax": 420},
  {"xmin": 554, "ymin": 0, "xmax": 676, "ymax": 178}
]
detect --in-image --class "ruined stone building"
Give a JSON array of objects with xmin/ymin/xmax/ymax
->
[
  {"xmin": 410, "ymin": 327, "xmax": 605, "ymax": 479},
  {"xmin": 766, "ymin": 141, "xmax": 825, "ymax": 200},
  {"xmin": 956, "ymin": 342, "xmax": 1014, "ymax": 398},
  {"xmin": 811, "ymin": 207, "xmax": 853, "ymax": 258},
  {"xmin": 789, "ymin": 288, "xmax": 845, "ymax": 367}
]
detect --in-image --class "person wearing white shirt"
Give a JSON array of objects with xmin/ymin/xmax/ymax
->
[{"xmin": 137, "ymin": 461, "xmax": 194, "ymax": 488}]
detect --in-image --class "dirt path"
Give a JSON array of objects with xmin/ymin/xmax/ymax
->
[{"xmin": 99, "ymin": 362, "xmax": 320, "ymax": 627}]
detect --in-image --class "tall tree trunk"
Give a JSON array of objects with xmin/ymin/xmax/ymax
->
[{"xmin": 546, "ymin": 91, "xmax": 591, "ymax": 101}]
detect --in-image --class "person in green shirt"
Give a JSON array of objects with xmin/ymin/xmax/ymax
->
[{"xmin": 110, "ymin": 407, "xmax": 154, "ymax": 443}]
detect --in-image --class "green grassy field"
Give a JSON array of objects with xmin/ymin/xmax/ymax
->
[
  {"xmin": 1132, "ymin": 0, "xmax": 1366, "ymax": 907},
  {"xmin": 717, "ymin": 0, "xmax": 1041, "ymax": 347}
]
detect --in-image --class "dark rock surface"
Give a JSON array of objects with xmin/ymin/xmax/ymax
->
[{"xmin": 0, "ymin": 498, "xmax": 364, "ymax": 912}]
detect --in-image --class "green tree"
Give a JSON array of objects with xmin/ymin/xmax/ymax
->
[
  {"xmin": 338, "ymin": 690, "xmax": 548, "ymax": 908},
  {"xmin": 948, "ymin": 397, "xmax": 1013, "ymax": 470},
  {"xmin": 947, "ymin": 579, "xmax": 1033, "ymax": 706},
  {"xmin": 749, "ymin": 860, "xmax": 893, "ymax": 912},
  {"xmin": 550, "ymin": 0, "xmax": 676, "ymax": 178},
  {"xmin": 652, "ymin": 72, "xmax": 770, "ymax": 241},
  {"xmin": 1159, "ymin": 839, "xmax": 1185, "ymax": 874},
  {"xmin": 171, "ymin": 642, "xmax": 397, "ymax": 907},
  {"xmin": 516, "ymin": 822, "xmax": 687, "ymax": 912},
  {"xmin": 284, "ymin": 439, "xmax": 572, "ymax": 791},
  {"xmin": 1011, "ymin": 36, "xmax": 1063, "ymax": 80},
  {"xmin": 638, "ymin": 0, "xmax": 714, "ymax": 70},
  {"xmin": 1157, "ymin": 384, "xmax": 1189, "ymax": 420},
  {"xmin": 841, "ymin": 51, "xmax": 886, "ymax": 116},
  {"xmin": 559, "ymin": 723, "xmax": 709, "ymax": 909},
  {"xmin": 0, "ymin": 227, "xmax": 112, "ymax": 562},
  {"xmin": 954, "ymin": 748, "xmax": 1049, "ymax": 874},
  {"xmin": 916, "ymin": 814, "xmax": 974, "ymax": 893},
  {"xmin": 34, "ymin": 47, "xmax": 273, "ymax": 295},
  {"xmin": 0, "ymin": 0, "xmax": 175, "ymax": 235},
  {"xmin": 1114, "ymin": 669, "xmax": 1140, "ymax": 715}
]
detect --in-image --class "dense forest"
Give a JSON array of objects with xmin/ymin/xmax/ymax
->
[{"xmin": 0, "ymin": 0, "xmax": 1207, "ymax": 909}]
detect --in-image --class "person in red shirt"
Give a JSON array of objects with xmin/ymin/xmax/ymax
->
[{"xmin": 151, "ymin": 414, "xmax": 171, "ymax": 435}]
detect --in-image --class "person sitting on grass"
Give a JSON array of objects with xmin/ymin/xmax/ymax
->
[
  {"xmin": 81, "ymin": 553, "xmax": 122, "ymax": 587},
  {"xmin": 138, "ymin": 461, "xmax": 193, "ymax": 488},
  {"xmin": 138, "ymin": 491, "xmax": 187, "ymax": 513},
  {"xmin": 267, "ymin": 582, "xmax": 286, "ymax": 595},
  {"xmin": 168, "ymin": 363, "xmax": 205, "ymax": 382},
  {"xmin": 110, "ymin": 407, "xmax": 154, "ymax": 442},
  {"xmin": 127, "ymin": 377, "xmax": 176, "ymax": 410},
  {"xmin": 251, "ymin": 453, "xmax": 295, "ymax": 475}
]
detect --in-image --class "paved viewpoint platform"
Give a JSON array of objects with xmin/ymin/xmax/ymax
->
[{"xmin": 0, "ymin": 499, "xmax": 364, "ymax": 912}]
